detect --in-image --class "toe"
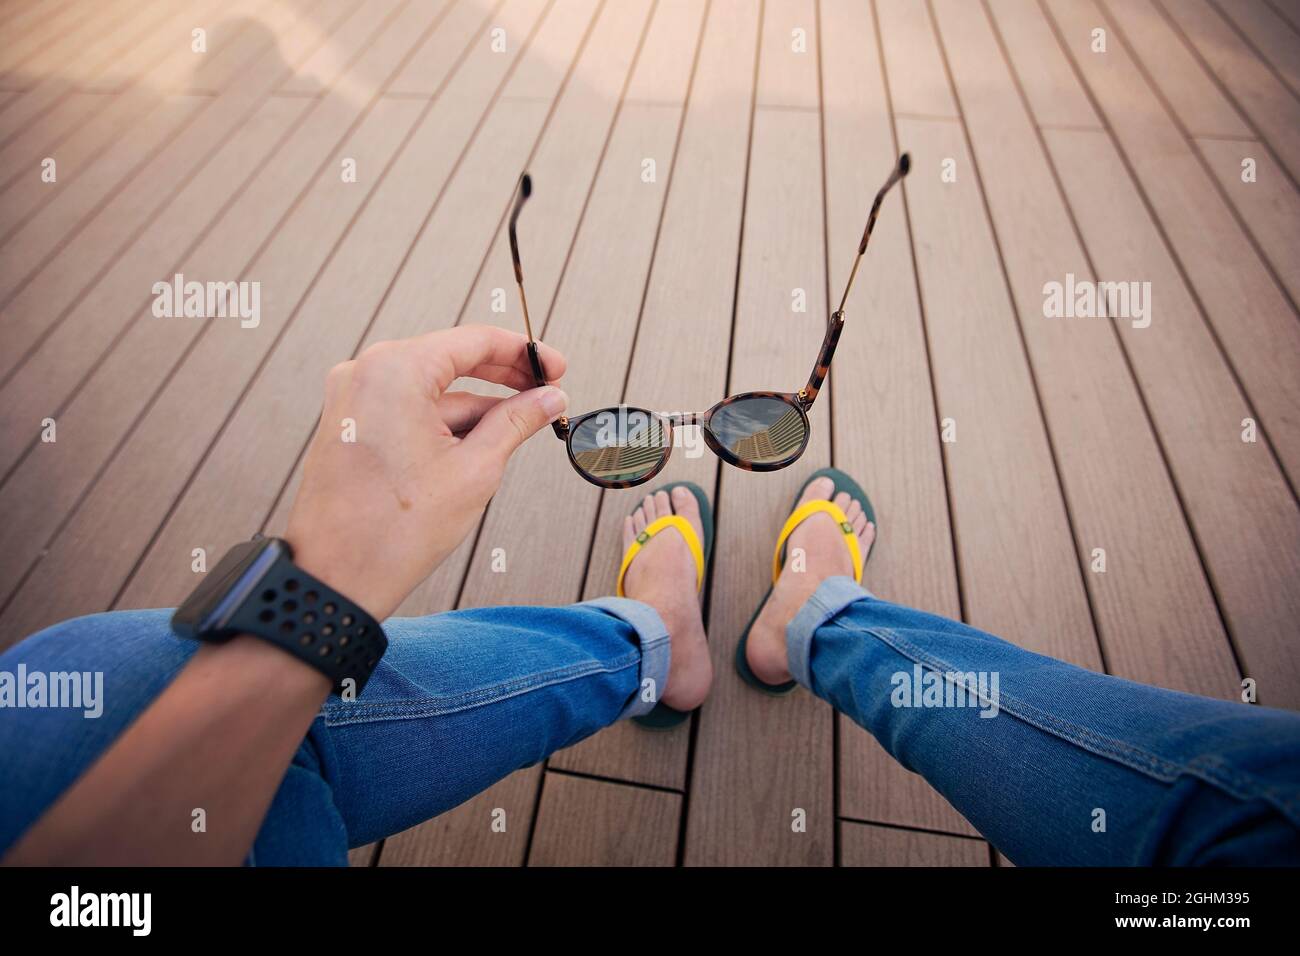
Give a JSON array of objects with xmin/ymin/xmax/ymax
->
[
  {"xmin": 798, "ymin": 475, "xmax": 835, "ymax": 506},
  {"xmin": 632, "ymin": 506, "xmax": 648, "ymax": 536},
  {"xmin": 852, "ymin": 513, "xmax": 868, "ymax": 535},
  {"xmin": 670, "ymin": 485, "xmax": 704, "ymax": 543},
  {"xmin": 833, "ymin": 490, "xmax": 852, "ymax": 514},
  {"xmin": 860, "ymin": 520, "xmax": 876, "ymax": 551},
  {"xmin": 654, "ymin": 489, "xmax": 671, "ymax": 521},
  {"xmin": 844, "ymin": 499, "xmax": 862, "ymax": 524},
  {"xmin": 642, "ymin": 493, "xmax": 659, "ymax": 522}
]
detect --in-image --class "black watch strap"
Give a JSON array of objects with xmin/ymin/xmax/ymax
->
[{"xmin": 227, "ymin": 559, "xmax": 387, "ymax": 697}]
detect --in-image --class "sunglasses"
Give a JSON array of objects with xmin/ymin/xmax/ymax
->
[{"xmin": 508, "ymin": 153, "xmax": 910, "ymax": 489}]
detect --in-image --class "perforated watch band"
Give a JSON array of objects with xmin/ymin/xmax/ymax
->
[{"xmin": 226, "ymin": 558, "xmax": 387, "ymax": 697}]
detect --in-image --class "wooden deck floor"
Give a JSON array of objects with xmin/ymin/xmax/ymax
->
[{"xmin": 1, "ymin": 0, "xmax": 1298, "ymax": 866}]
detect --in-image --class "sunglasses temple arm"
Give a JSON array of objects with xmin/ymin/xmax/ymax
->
[
  {"xmin": 798, "ymin": 316, "xmax": 845, "ymax": 409},
  {"xmin": 510, "ymin": 173, "xmax": 568, "ymax": 439},
  {"xmin": 802, "ymin": 153, "xmax": 910, "ymax": 409},
  {"xmin": 833, "ymin": 152, "xmax": 910, "ymax": 317}
]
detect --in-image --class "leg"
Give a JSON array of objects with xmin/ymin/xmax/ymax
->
[
  {"xmin": 0, "ymin": 600, "xmax": 669, "ymax": 864},
  {"xmin": 788, "ymin": 581, "xmax": 1300, "ymax": 864},
  {"xmin": 744, "ymin": 476, "xmax": 1300, "ymax": 865}
]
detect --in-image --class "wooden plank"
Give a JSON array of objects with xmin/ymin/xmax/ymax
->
[
  {"xmin": 0, "ymin": 1, "xmax": 139, "ymax": 88},
  {"xmin": 839, "ymin": 820, "xmax": 988, "ymax": 867},
  {"xmin": 259, "ymin": 0, "xmax": 619, "ymax": 556},
  {"xmin": 0, "ymin": 94, "xmax": 428, "ymax": 645},
  {"xmin": 1089, "ymin": 0, "xmax": 1251, "ymax": 138},
  {"xmin": 1211, "ymin": 0, "xmax": 1300, "ymax": 100},
  {"xmin": 882, "ymin": 25, "xmax": 1100, "ymax": 669},
  {"xmin": 85, "ymin": 0, "xmax": 263, "ymax": 94},
  {"xmin": 1042, "ymin": 127, "xmax": 1300, "ymax": 708},
  {"xmin": 684, "ymin": 95, "xmax": 834, "ymax": 866},
  {"xmin": 0, "ymin": 0, "xmax": 264, "ymax": 233},
  {"xmin": 1038, "ymin": 0, "xmax": 1300, "ymax": 706},
  {"xmin": 0, "ymin": 92, "xmax": 315, "ymax": 601},
  {"xmin": 260, "ymin": 0, "xmax": 640, "ymax": 584},
  {"xmin": 0, "ymin": 93, "xmax": 209, "ymax": 297},
  {"xmin": 1154, "ymin": 0, "xmax": 1300, "ymax": 186},
  {"xmin": 391, "ymin": 1, "xmax": 704, "ymax": 867},
  {"xmin": 0, "ymin": 2, "xmax": 474, "ymax": 642},
  {"xmin": 0, "ymin": 0, "xmax": 80, "ymax": 67},
  {"xmin": 380, "ymin": 769, "xmax": 539, "ymax": 866},
  {"xmin": 0, "ymin": 0, "xmax": 173, "ymax": 140},
  {"xmin": 1046, "ymin": 0, "xmax": 1300, "ymax": 531},
  {"xmin": 756, "ymin": 0, "xmax": 818, "ymax": 109},
  {"xmin": 0, "ymin": 0, "xmax": 320, "ymax": 378},
  {"xmin": 875, "ymin": 0, "xmax": 957, "ymax": 118},
  {"xmin": 1106, "ymin": 0, "xmax": 1300, "ymax": 308},
  {"xmin": 0, "ymin": 92, "xmax": 105, "ymax": 199},
  {"xmin": 0, "ymin": 3, "xmax": 387, "ymax": 598},
  {"xmin": 0, "ymin": 4, "xmax": 408, "ymax": 453},
  {"xmin": 549, "ymin": 0, "xmax": 758, "ymax": 792},
  {"xmin": 428, "ymin": 0, "xmax": 668, "ymax": 617},
  {"xmin": 346, "ymin": 843, "xmax": 378, "ymax": 866},
  {"xmin": 1265, "ymin": 0, "xmax": 1300, "ymax": 33},
  {"xmin": 983, "ymin": 0, "xmax": 1100, "ymax": 129},
  {"xmin": 277, "ymin": 0, "xmax": 418, "ymax": 96},
  {"xmin": 819, "ymin": 0, "xmax": 972, "ymax": 838},
  {"xmin": 528, "ymin": 772, "xmax": 680, "ymax": 866},
  {"xmin": 74, "ymin": 0, "xmax": 551, "ymax": 624},
  {"xmin": 1195, "ymin": 136, "xmax": 1300, "ymax": 310},
  {"xmin": 116, "ymin": 0, "xmax": 588, "ymax": 618},
  {"xmin": 931, "ymin": 0, "xmax": 1236, "ymax": 697}
]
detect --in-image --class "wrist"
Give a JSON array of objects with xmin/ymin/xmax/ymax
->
[{"xmin": 283, "ymin": 535, "xmax": 392, "ymax": 622}]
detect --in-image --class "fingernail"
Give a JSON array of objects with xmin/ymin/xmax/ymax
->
[{"xmin": 541, "ymin": 386, "xmax": 568, "ymax": 418}]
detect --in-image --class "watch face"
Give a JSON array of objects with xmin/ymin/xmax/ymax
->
[{"xmin": 172, "ymin": 537, "xmax": 283, "ymax": 638}]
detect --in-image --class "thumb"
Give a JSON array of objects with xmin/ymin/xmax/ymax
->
[{"xmin": 460, "ymin": 385, "xmax": 568, "ymax": 465}]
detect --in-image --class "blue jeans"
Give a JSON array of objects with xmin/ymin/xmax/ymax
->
[{"xmin": 2, "ymin": 579, "xmax": 1298, "ymax": 865}]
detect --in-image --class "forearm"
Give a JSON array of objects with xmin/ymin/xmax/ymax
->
[{"xmin": 4, "ymin": 635, "xmax": 330, "ymax": 866}]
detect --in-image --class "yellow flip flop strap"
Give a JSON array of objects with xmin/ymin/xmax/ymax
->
[
  {"xmin": 772, "ymin": 499, "xmax": 863, "ymax": 585},
  {"xmin": 616, "ymin": 515, "xmax": 706, "ymax": 598}
]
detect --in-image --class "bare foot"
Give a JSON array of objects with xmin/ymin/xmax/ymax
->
[
  {"xmin": 620, "ymin": 486, "xmax": 713, "ymax": 711},
  {"xmin": 745, "ymin": 476, "xmax": 876, "ymax": 686}
]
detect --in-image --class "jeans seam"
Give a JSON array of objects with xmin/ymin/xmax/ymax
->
[
  {"xmin": 322, "ymin": 652, "xmax": 642, "ymax": 726},
  {"xmin": 841, "ymin": 619, "xmax": 1300, "ymax": 821}
]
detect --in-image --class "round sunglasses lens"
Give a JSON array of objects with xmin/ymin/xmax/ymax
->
[
  {"xmin": 568, "ymin": 407, "xmax": 670, "ymax": 485},
  {"xmin": 709, "ymin": 396, "xmax": 807, "ymax": 466}
]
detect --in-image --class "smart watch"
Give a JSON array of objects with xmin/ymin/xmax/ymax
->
[{"xmin": 171, "ymin": 536, "xmax": 387, "ymax": 696}]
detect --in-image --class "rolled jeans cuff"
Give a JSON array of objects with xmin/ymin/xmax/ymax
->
[
  {"xmin": 579, "ymin": 596, "xmax": 671, "ymax": 719},
  {"xmin": 787, "ymin": 576, "xmax": 873, "ymax": 689}
]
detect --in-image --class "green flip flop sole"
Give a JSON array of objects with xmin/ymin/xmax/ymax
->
[
  {"xmin": 628, "ymin": 481, "xmax": 714, "ymax": 730},
  {"xmin": 734, "ymin": 467, "xmax": 876, "ymax": 696}
]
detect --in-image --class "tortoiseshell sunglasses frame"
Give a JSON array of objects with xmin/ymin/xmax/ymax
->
[{"xmin": 508, "ymin": 153, "xmax": 911, "ymax": 489}]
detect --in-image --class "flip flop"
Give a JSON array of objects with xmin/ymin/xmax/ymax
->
[
  {"xmin": 735, "ymin": 467, "xmax": 876, "ymax": 695},
  {"xmin": 616, "ymin": 481, "xmax": 714, "ymax": 729}
]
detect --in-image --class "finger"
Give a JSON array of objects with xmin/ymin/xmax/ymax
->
[
  {"xmin": 459, "ymin": 385, "xmax": 568, "ymax": 465},
  {"xmin": 403, "ymin": 325, "xmax": 568, "ymax": 395},
  {"xmin": 464, "ymin": 363, "xmax": 563, "ymax": 393},
  {"xmin": 439, "ymin": 391, "xmax": 504, "ymax": 434}
]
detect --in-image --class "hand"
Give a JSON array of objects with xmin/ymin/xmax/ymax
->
[{"xmin": 284, "ymin": 325, "xmax": 567, "ymax": 620}]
